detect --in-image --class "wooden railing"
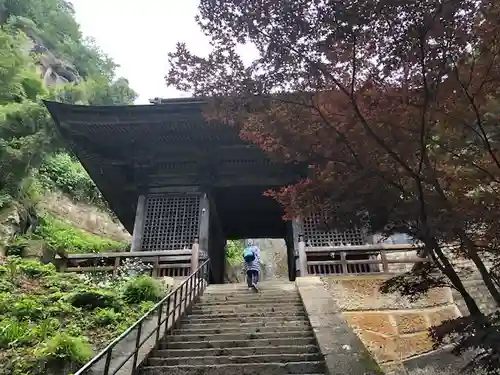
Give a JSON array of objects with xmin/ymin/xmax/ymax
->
[
  {"xmin": 297, "ymin": 241, "xmax": 429, "ymax": 276},
  {"xmin": 54, "ymin": 242, "xmax": 205, "ymax": 278}
]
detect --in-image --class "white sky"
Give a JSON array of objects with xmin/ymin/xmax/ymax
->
[{"xmin": 71, "ymin": 0, "xmax": 256, "ymax": 104}]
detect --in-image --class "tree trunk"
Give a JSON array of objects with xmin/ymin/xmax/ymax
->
[
  {"xmin": 432, "ymin": 244, "xmax": 482, "ymax": 316},
  {"xmin": 459, "ymin": 233, "xmax": 500, "ymax": 306}
]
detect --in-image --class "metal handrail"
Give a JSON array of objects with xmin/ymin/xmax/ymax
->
[{"xmin": 73, "ymin": 259, "xmax": 211, "ymax": 375}]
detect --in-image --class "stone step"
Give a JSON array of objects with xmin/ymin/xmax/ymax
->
[
  {"xmin": 174, "ymin": 324, "xmax": 311, "ymax": 335},
  {"xmin": 181, "ymin": 316, "xmax": 309, "ymax": 324},
  {"xmin": 147, "ymin": 352, "xmax": 322, "ymax": 366},
  {"xmin": 203, "ymin": 289, "xmax": 299, "ymax": 296},
  {"xmin": 198, "ymin": 297, "xmax": 302, "ymax": 305},
  {"xmin": 178, "ymin": 320, "xmax": 310, "ymax": 331},
  {"xmin": 186, "ymin": 311, "xmax": 307, "ymax": 319},
  {"xmin": 152, "ymin": 344, "xmax": 320, "ymax": 358},
  {"xmin": 160, "ymin": 336, "xmax": 316, "ymax": 349},
  {"xmin": 203, "ymin": 288, "xmax": 297, "ymax": 295},
  {"xmin": 191, "ymin": 304, "xmax": 305, "ymax": 313},
  {"xmin": 140, "ymin": 361, "xmax": 326, "ymax": 375},
  {"xmin": 168, "ymin": 329, "xmax": 312, "ymax": 342}
]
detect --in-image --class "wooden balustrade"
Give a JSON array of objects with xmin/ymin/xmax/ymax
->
[
  {"xmin": 54, "ymin": 242, "xmax": 203, "ymax": 278},
  {"xmin": 297, "ymin": 243, "xmax": 429, "ymax": 276}
]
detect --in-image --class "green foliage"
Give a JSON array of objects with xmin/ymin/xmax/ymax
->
[
  {"xmin": 36, "ymin": 332, "xmax": 93, "ymax": 368},
  {"xmin": 18, "ymin": 259, "xmax": 56, "ymax": 278},
  {"xmin": 38, "ymin": 153, "xmax": 105, "ymax": 206},
  {"xmin": 0, "ymin": 257, "xmax": 164, "ymax": 374},
  {"xmin": 32, "ymin": 214, "xmax": 127, "ymax": 254},
  {"xmin": 226, "ymin": 240, "xmax": 245, "ymax": 266},
  {"xmin": 122, "ymin": 276, "xmax": 163, "ymax": 304},
  {"xmin": 5, "ymin": 236, "xmax": 28, "ymax": 257},
  {"xmin": 0, "ymin": 318, "xmax": 35, "ymax": 348}
]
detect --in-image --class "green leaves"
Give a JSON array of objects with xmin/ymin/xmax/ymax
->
[{"xmin": 32, "ymin": 214, "xmax": 127, "ymax": 254}]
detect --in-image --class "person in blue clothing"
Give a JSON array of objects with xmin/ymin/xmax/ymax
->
[{"xmin": 242, "ymin": 239, "xmax": 261, "ymax": 292}]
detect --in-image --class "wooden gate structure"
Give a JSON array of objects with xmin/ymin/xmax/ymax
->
[{"xmin": 44, "ymin": 98, "xmax": 426, "ymax": 282}]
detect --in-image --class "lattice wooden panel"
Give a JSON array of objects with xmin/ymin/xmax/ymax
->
[
  {"xmin": 141, "ymin": 194, "xmax": 200, "ymax": 251},
  {"xmin": 303, "ymin": 214, "xmax": 366, "ymax": 247}
]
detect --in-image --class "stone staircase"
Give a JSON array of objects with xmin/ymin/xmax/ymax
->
[{"xmin": 139, "ymin": 281, "xmax": 326, "ymax": 375}]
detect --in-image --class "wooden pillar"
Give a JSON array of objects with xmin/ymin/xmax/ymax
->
[
  {"xmin": 199, "ymin": 193, "xmax": 218, "ymax": 281},
  {"xmin": 298, "ymin": 235, "xmax": 308, "ymax": 277},
  {"xmin": 191, "ymin": 239, "xmax": 200, "ymax": 273},
  {"xmin": 131, "ymin": 195, "xmax": 146, "ymax": 251},
  {"xmin": 292, "ymin": 218, "xmax": 306, "ymax": 278}
]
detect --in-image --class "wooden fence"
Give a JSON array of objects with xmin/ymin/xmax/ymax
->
[
  {"xmin": 297, "ymin": 241, "xmax": 429, "ymax": 276},
  {"xmin": 54, "ymin": 242, "xmax": 204, "ymax": 278}
]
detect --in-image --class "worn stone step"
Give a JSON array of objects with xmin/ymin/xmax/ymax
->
[
  {"xmin": 203, "ymin": 290, "xmax": 299, "ymax": 296},
  {"xmin": 152, "ymin": 344, "xmax": 320, "ymax": 358},
  {"xmin": 181, "ymin": 315, "xmax": 309, "ymax": 324},
  {"xmin": 191, "ymin": 304, "xmax": 305, "ymax": 313},
  {"xmin": 140, "ymin": 361, "xmax": 326, "ymax": 375},
  {"xmin": 203, "ymin": 288, "xmax": 297, "ymax": 295},
  {"xmin": 178, "ymin": 320, "xmax": 310, "ymax": 331},
  {"xmin": 198, "ymin": 297, "xmax": 302, "ymax": 305},
  {"xmin": 174, "ymin": 324, "xmax": 311, "ymax": 335},
  {"xmin": 186, "ymin": 311, "xmax": 307, "ymax": 319},
  {"xmin": 147, "ymin": 352, "xmax": 322, "ymax": 366},
  {"xmin": 160, "ymin": 336, "xmax": 316, "ymax": 350},
  {"xmin": 168, "ymin": 329, "xmax": 312, "ymax": 342}
]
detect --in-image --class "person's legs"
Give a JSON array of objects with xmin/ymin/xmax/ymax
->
[
  {"xmin": 250, "ymin": 270, "xmax": 259, "ymax": 292},
  {"xmin": 252, "ymin": 270, "xmax": 259, "ymax": 285},
  {"xmin": 246, "ymin": 270, "xmax": 253, "ymax": 288}
]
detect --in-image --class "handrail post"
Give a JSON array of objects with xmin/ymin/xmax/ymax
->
[
  {"xmin": 131, "ymin": 321, "xmax": 143, "ymax": 374},
  {"xmin": 191, "ymin": 240, "xmax": 199, "ymax": 274},
  {"xmin": 155, "ymin": 302, "xmax": 163, "ymax": 343},
  {"xmin": 298, "ymin": 235, "xmax": 308, "ymax": 277}
]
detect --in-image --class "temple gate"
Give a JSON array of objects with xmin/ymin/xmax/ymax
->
[{"xmin": 45, "ymin": 98, "xmax": 423, "ymax": 283}]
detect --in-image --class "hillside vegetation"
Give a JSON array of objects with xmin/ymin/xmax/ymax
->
[
  {"xmin": 0, "ymin": 1, "xmax": 154, "ymax": 374},
  {"xmin": 0, "ymin": 256, "xmax": 166, "ymax": 375},
  {"xmin": 0, "ymin": 0, "xmax": 136, "ymax": 255}
]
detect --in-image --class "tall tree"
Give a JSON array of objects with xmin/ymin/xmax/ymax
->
[{"xmin": 167, "ymin": 0, "xmax": 500, "ymax": 315}]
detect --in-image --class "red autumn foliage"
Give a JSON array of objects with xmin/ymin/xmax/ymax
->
[{"xmin": 167, "ymin": 2, "xmax": 500, "ymax": 364}]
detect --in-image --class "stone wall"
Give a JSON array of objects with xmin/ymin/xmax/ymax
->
[
  {"xmin": 39, "ymin": 193, "xmax": 131, "ymax": 242},
  {"xmin": 322, "ymin": 275, "xmax": 461, "ymax": 371}
]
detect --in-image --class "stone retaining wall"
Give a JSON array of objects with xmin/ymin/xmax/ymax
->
[{"xmin": 322, "ymin": 275, "xmax": 461, "ymax": 371}]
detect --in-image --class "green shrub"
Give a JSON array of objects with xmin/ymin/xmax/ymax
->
[
  {"xmin": 5, "ymin": 237, "xmax": 28, "ymax": 257},
  {"xmin": 0, "ymin": 266, "xmax": 7, "ymax": 275},
  {"xmin": 38, "ymin": 153, "xmax": 104, "ymax": 206},
  {"xmin": 0, "ymin": 318, "xmax": 35, "ymax": 348},
  {"xmin": 36, "ymin": 333, "xmax": 93, "ymax": 367},
  {"xmin": 44, "ymin": 299, "xmax": 76, "ymax": 316},
  {"xmin": 32, "ymin": 318, "xmax": 60, "ymax": 341},
  {"xmin": 122, "ymin": 276, "xmax": 163, "ymax": 304},
  {"xmin": 0, "ymin": 292, "xmax": 13, "ymax": 314},
  {"xmin": 33, "ymin": 214, "xmax": 127, "ymax": 254},
  {"xmin": 67, "ymin": 288, "xmax": 120, "ymax": 310},
  {"xmin": 19, "ymin": 260, "xmax": 56, "ymax": 278},
  {"xmin": 12, "ymin": 296, "xmax": 45, "ymax": 319},
  {"xmin": 94, "ymin": 308, "xmax": 121, "ymax": 326},
  {"xmin": 0, "ymin": 279, "xmax": 13, "ymax": 292},
  {"xmin": 43, "ymin": 273, "xmax": 81, "ymax": 292}
]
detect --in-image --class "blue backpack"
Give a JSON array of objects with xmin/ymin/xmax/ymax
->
[{"xmin": 243, "ymin": 246, "xmax": 255, "ymax": 262}]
